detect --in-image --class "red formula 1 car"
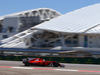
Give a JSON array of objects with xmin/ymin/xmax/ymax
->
[{"xmin": 22, "ymin": 58, "xmax": 65, "ymax": 67}]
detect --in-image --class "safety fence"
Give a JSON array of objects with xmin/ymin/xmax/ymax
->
[{"xmin": 0, "ymin": 56, "xmax": 100, "ymax": 64}]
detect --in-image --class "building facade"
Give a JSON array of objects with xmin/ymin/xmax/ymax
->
[
  {"xmin": 0, "ymin": 8, "xmax": 61, "ymax": 43},
  {"xmin": 0, "ymin": 4, "xmax": 100, "ymax": 51}
]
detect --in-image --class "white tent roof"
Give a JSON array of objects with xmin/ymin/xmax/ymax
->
[
  {"xmin": 0, "ymin": 8, "xmax": 61, "ymax": 20},
  {"xmin": 35, "ymin": 3, "xmax": 100, "ymax": 34}
]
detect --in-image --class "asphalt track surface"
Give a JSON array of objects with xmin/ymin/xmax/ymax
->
[{"xmin": 0, "ymin": 61, "xmax": 100, "ymax": 75}]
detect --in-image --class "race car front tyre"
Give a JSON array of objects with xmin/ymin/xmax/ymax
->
[{"xmin": 53, "ymin": 62, "xmax": 60, "ymax": 67}]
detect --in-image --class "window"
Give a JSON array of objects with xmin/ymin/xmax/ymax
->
[
  {"xmin": 12, "ymin": 28, "xmax": 16, "ymax": 32},
  {"xmin": 73, "ymin": 36, "xmax": 78, "ymax": 38},
  {"xmin": 8, "ymin": 26, "xmax": 13, "ymax": 32},
  {"xmin": 89, "ymin": 36, "xmax": 92, "ymax": 38},
  {"xmin": 65, "ymin": 40, "xmax": 71, "ymax": 44},
  {"xmin": 89, "ymin": 41, "xmax": 92, "ymax": 44},
  {"xmin": 3, "ymin": 35, "xmax": 8, "ymax": 38},
  {"xmin": 2, "ymin": 28, "xmax": 7, "ymax": 32},
  {"xmin": 73, "ymin": 40, "xmax": 78, "ymax": 44}
]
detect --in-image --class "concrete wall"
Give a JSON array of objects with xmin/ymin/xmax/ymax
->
[
  {"xmin": 2, "ymin": 17, "xmax": 19, "ymax": 32},
  {"xmin": 78, "ymin": 34, "xmax": 100, "ymax": 48},
  {"xmin": 78, "ymin": 35, "xmax": 84, "ymax": 47},
  {"xmin": 0, "ymin": 33, "xmax": 17, "ymax": 43},
  {"xmin": 87, "ymin": 34, "xmax": 100, "ymax": 48},
  {"xmin": 3, "ymin": 17, "xmax": 19, "ymax": 28}
]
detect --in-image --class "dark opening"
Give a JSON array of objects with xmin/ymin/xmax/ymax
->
[{"xmin": 8, "ymin": 26, "xmax": 13, "ymax": 32}]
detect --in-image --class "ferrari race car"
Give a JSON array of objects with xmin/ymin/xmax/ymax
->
[{"xmin": 22, "ymin": 58, "xmax": 65, "ymax": 67}]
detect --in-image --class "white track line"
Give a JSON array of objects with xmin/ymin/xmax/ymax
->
[
  {"xmin": 0, "ymin": 66, "xmax": 100, "ymax": 73},
  {"xmin": 55, "ymin": 69, "xmax": 78, "ymax": 72},
  {"xmin": 12, "ymin": 67, "xmax": 78, "ymax": 72}
]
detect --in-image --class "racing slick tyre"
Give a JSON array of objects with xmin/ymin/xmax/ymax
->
[
  {"xmin": 48, "ymin": 63, "xmax": 54, "ymax": 67},
  {"xmin": 53, "ymin": 62, "xmax": 60, "ymax": 67},
  {"xmin": 24, "ymin": 62, "xmax": 30, "ymax": 66}
]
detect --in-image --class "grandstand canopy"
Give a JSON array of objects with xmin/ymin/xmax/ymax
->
[
  {"xmin": 35, "ymin": 3, "xmax": 100, "ymax": 34},
  {"xmin": 0, "ymin": 8, "xmax": 61, "ymax": 20}
]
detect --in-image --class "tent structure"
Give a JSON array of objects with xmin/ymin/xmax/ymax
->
[{"xmin": 34, "ymin": 3, "xmax": 100, "ymax": 34}]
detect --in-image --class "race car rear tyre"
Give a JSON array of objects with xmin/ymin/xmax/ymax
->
[
  {"xmin": 53, "ymin": 62, "xmax": 60, "ymax": 67},
  {"xmin": 24, "ymin": 62, "xmax": 30, "ymax": 66},
  {"xmin": 48, "ymin": 63, "xmax": 54, "ymax": 67}
]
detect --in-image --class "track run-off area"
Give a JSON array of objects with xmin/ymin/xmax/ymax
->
[{"xmin": 0, "ymin": 60, "xmax": 100, "ymax": 75}]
